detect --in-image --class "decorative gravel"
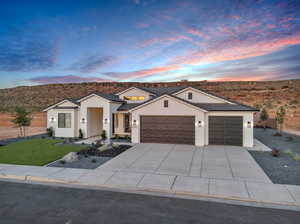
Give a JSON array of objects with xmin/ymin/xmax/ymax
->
[
  {"xmin": 47, "ymin": 155, "xmax": 112, "ymax": 169},
  {"xmin": 250, "ymin": 128, "xmax": 300, "ymax": 185},
  {"xmin": 78, "ymin": 144, "xmax": 132, "ymax": 157}
]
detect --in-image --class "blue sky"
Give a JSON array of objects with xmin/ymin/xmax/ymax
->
[{"xmin": 0, "ymin": 0, "xmax": 300, "ymax": 88}]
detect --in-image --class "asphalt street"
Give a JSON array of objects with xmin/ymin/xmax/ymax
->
[{"xmin": 0, "ymin": 180, "xmax": 299, "ymax": 224}]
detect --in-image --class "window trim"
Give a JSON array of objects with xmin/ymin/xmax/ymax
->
[
  {"xmin": 164, "ymin": 100, "xmax": 168, "ymax": 108},
  {"xmin": 58, "ymin": 113, "xmax": 71, "ymax": 128}
]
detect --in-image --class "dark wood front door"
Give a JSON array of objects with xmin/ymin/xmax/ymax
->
[
  {"xmin": 209, "ymin": 116, "xmax": 243, "ymax": 146},
  {"xmin": 140, "ymin": 116, "xmax": 195, "ymax": 145}
]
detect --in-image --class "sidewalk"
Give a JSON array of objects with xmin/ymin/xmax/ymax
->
[{"xmin": 1, "ymin": 163, "xmax": 300, "ymax": 209}]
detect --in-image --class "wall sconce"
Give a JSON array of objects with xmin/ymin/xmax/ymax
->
[
  {"xmin": 81, "ymin": 118, "xmax": 86, "ymax": 124},
  {"xmin": 195, "ymin": 121, "xmax": 204, "ymax": 127},
  {"xmin": 132, "ymin": 119, "xmax": 138, "ymax": 127},
  {"xmin": 247, "ymin": 121, "xmax": 252, "ymax": 128},
  {"xmin": 103, "ymin": 118, "xmax": 109, "ymax": 124},
  {"xmin": 49, "ymin": 117, "xmax": 56, "ymax": 123}
]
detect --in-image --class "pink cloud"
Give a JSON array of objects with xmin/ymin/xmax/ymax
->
[
  {"xmin": 137, "ymin": 34, "xmax": 193, "ymax": 48},
  {"xmin": 136, "ymin": 23, "xmax": 149, "ymax": 28}
]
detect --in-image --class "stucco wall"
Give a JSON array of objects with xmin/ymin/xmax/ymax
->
[
  {"xmin": 118, "ymin": 88, "xmax": 152, "ymax": 103},
  {"xmin": 131, "ymin": 95, "xmax": 205, "ymax": 146},
  {"xmin": 174, "ymin": 88, "xmax": 226, "ymax": 103},
  {"xmin": 205, "ymin": 111, "xmax": 254, "ymax": 147},
  {"xmin": 47, "ymin": 108, "xmax": 78, "ymax": 138}
]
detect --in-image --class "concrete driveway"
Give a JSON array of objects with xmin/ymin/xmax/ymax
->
[{"xmin": 98, "ymin": 143, "xmax": 271, "ymax": 183}]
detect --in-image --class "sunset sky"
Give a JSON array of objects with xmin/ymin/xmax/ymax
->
[{"xmin": 0, "ymin": 0, "xmax": 300, "ymax": 88}]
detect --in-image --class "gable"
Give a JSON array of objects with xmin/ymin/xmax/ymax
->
[
  {"xmin": 43, "ymin": 99, "xmax": 78, "ymax": 111},
  {"xmin": 174, "ymin": 87, "xmax": 229, "ymax": 104},
  {"xmin": 130, "ymin": 95, "xmax": 206, "ymax": 114},
  {"xmin": 117, "ymin": 87, "xmax": 152, "ymax": 102}
]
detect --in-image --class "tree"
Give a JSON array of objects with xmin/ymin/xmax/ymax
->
[
  {"xmin": 260, "ymin": 108, "xmax": 269, "ymax": 130},
  {"xmin": 275, "ymin": 106, "xmax": 286, "ymax": 135},
  {"xmin": 11, "ymin": 107, "xmax": 32, "ymax": 137}
]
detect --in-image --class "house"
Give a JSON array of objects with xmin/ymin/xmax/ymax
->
[{"xmin": 44, "ymin": 86, "xmax": 258, "ymax": 147}]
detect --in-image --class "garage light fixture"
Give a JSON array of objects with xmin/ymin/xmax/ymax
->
[
  {"xmin": 247, "ymin": 121, "xmax": 252, "ymax": 128},
  {"xmin": 81, "ymin": 118, "xmax": 86, "ymax": 123},
  {"xmin": 132, "ymin": 119, "xmax": 138, "ymax": 127},
  {"xmin": 196, "ymin": 121, "xmax": 204, "ymax": 127}
]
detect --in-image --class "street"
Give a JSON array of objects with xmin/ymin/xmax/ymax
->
[{"xmin": 0, "ymin": 180, "xmax": 299, "ymax": 224}]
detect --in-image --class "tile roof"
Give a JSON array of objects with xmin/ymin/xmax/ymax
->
[
  {"xmin": 78, "ymin": 91, "xmax": 124, "ymax": 103},
  {"xmin": 192, "ymin": 103, "xmax": 259, "ymax": 111}
]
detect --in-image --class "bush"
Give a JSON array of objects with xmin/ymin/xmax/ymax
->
[
  {"xmin": 284, "ymin": 149, "xmax": 294, "ymax": 157},
  {"xmin": 79, "ymin": 129, "xmax": 83, "ymax": 139},
  {"xmin": 91, "ymin": 159, "xmax": 97, "ymax": 163},
  {"xmin": 115, "ymin": 134, "xmax": 120, "ymax": 142},
  {"xmin": 46, "ymin": 127, "xmax": 54, "ymax": 137},
  {"xmin": 101, "ymin": 130, "xmax": 107, "ymax": 141},
  {"xmin": 294, "ymin": 154, "xmax": 300, "ymax": 162},
  {"xmin": 60, "ymin": 160, "xmax": 66, "ymax": 164},
  {"xmin": 285, "ymin": 136, "xmax": 294, "ymax": 142},
  {"xmin": 271, "ymin": 148, "xmax": 280, "ymax": 157}
]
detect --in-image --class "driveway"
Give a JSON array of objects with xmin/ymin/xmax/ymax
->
[{"xmin": 98, "ymin": 143, "xmax": 271, "ymax": 183}]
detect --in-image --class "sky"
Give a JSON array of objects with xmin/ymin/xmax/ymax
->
[{"xmin": 0, "ymin": 0, "xmax": 300, "ymax": 88}]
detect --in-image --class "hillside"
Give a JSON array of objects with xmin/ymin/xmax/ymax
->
[{"xmin": 0, "ymin": 80, "xmax": 299, "ymax": 134}]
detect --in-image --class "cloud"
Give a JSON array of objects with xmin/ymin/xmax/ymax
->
[
  {"xmin": 104, "ymin": 65, "xmax": 181, "ymax": 80},
  {"xmin": 68, "ymin": 55, "xmax": 117, "ymax": 73},
  {"xmin": 28, "ymin": 75, "xmax": 111, "ymax": 84},
  {"xmin": 137, "ymin": 34, "xmax": 193, "ymax": 48}
]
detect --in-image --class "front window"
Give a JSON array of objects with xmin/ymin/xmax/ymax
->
[
  {"xmin": 188, "ymin": 92, "xmax": 193, "ymax": 100},
  {"xmin": 58, "ymin": 113, "xmax": 71, "ymax": 128},
  {"xmin": 123, "ymin": 96, "xmax": 145, "ymax": 101}
]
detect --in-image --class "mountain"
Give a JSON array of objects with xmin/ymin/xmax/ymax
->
[{"xmin": 0, "ymin": 80, "xmax": 299, "ymax": 134}]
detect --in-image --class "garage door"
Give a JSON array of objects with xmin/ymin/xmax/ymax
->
[
  {"xmin": 140, "ymin": 116, "xmax": 195, "ymax": 145},
  {"xmin": 209, "ymin": 116, "xmax": 243, "ymax": 146}
]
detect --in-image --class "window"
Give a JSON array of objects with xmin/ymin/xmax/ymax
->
[
  {"xmin": 123, "ymin": 96, "xmax": 145, "ymax": 101},
  {"xmin": 164, "ymin": 100, "xmax": 168, "ymax": 108},
  {"xmin": 58, "ymin": 113, "xmax": 71, "ymax": 128},
  {"xmin": 188, "ymin": 92, "xmax": 193, "ymax": 100}
]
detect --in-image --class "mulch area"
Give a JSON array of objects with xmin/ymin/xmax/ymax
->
[{"xmin": 78, "ymin": 144, "xmax": 132, "ymax": 157}]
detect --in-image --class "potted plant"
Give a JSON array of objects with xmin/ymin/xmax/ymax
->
[
  {"xmin": 101, "ymin": 130, "xmax": 107, "ymax": 143},
  {"xmin": 271, "ymin": 148, "xmax": 280, "ymax": 157}
]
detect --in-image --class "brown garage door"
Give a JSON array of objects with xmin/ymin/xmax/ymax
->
[
  {"xmin": 140, "ymin": 116, "xmax": 195, "ymax": 145},
  {"xmin": 209, "ymin": 116, "xmax": 243, "ymax": 146}
]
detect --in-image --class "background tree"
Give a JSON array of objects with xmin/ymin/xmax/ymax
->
[
  {"xmin": 275, "ymin": 106, "xmax": 286, "ymax": 135},
  {"xmin": 260, "ymin": 107, "xmax": 269, "ymax": 130},
  {"xmin": 11, "ymin": 107, "xmax": 32, "ymax": 137}
]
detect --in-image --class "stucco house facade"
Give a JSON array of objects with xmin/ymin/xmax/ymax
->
[{"xmin": 44, "ymin": 86, "xmax": 258, "ymax": 147}]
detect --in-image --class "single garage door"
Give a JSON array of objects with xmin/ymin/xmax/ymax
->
[
  {"xmin": 209, "ymin": 116, "xmax": 243, "ymax": 146},
  {"xmin": 140, "ymin": 116, "xmax": 195, "ymax": 145}
]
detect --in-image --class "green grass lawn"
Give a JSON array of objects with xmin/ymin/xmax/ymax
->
[{"xmin": 0, "ymin": 139, "xmax": 86, "ymax": 166}]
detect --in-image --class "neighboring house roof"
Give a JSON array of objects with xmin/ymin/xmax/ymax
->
[
  {"xmin": 77, "ymin": 91, "xmax": 124, "ymax": 103},
  {"xmin": 192, "ymin": 103, "xmax": 259, "ymax": 111}
]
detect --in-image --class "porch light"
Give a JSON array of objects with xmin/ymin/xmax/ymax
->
[
  {"xmin": 49, "ymin": 117, "xmax": 56, "ymax": 123},
  {"xmin": 103, "ymin": 118, "xmax": 109, "ymax": 124},
  {"xmin": 81, "ymin": 118, "xmax": 86, "ymax": 123},
  {"xmin": 247, "ymin": 121, "xmax": 252, "ymax": 128}
]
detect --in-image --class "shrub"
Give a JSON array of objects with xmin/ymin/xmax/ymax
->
[
  {"xmin": 285, "ymin": 136, "xmax": 294, "ymax": 142},
  {"xmin": 293, "ymin": 154, "xmax": 300, "ymax": 162},
  {"xmin": 79, "ymin": 129, "xmax": 83, "ymax": 139},
  {"xmin": 271, "ymin": 148, "xmax": 280, "ymax": 157},
  {"xmin": 275, "ymin": 106, "xmax": 286, "ymax": 135},
  {"xmin": 60, "ymin": 160, "xmax": 66, "ymax": 164},
  {"xmin": 46, "ymin": 127, "xmax": 54, "ymax": 137},
  {"xmin": 115, "ymin": 134, "xmax": 120, "ymax": 142},
  {"xmin": 284, "ymin": 149, "xmax": 294, "ymax": 157},
  {"xmin": 101, "ymin": 130, "xmax": 107, "ymax": 141},
  {"xmin": 91, "ymin": 159, "xmax": 97, "ymax": 163},
  {"xmin": 260, "ymin": 108, "xmax": 269, "ymax": 130}
]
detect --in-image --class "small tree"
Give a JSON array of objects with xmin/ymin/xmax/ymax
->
[
  {"xmin": 11, "ymin": 106, "xmax": 32, "ymax": 137},
  {"xmin": 79, "ymin": 129, "xmax": 83, "ymax": 139},
  {"xmin": 275, "ymin": 106, "xmax": 286, "ymax": 135},
  {"xmin": 260, "ymin": 108, "xmax": 269, "ymax": 130},
  {"xmin": 101, "ymin": 130, "xmax": 107, "ymax": 141}
]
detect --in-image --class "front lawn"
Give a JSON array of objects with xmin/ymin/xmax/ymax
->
[{"xmin": 0, "ymin": 139, "xmax": 86, "ymax": 166}]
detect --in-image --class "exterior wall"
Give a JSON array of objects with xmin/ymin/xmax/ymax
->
[
  {"xmin": 131, "ymin": 96, "xmax": 205, "ymax": 146},
  {"xmin": 174, "ymin": 88, "xmax": 226, "ymax": 103},
  {"xmin": 47, "ymin": 108, "xmax": 78, "ymax": 138},
  {"xmin": 205, "ymin": 111, "xmax": 254, "ymax": 147},
  {"xmin": 118, "ymin": 88, "xmax": 152, "ymax": 103}
]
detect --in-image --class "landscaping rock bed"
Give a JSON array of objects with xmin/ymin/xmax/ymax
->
[
  {"xmin": 78, "ymin": 144, "xmax": 132, "ymax": 157},
  {"xmin": 47, "ymin": 155, "xmax": 111, "ymax": 169},
  {"xmin": 251, "ymin": 128, "xmax": 300, "ymax": 185}
]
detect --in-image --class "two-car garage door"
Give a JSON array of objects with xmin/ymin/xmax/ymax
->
[
  {"xmin": 140, "ymin": 115, "xmax": 243, "ymax": 146},
  {"xmin": 140, "ymin": 116, "xmax": 195, "ymax": 145}
]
